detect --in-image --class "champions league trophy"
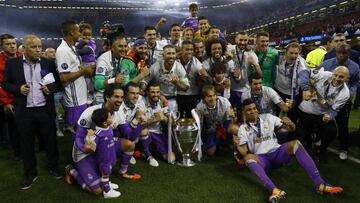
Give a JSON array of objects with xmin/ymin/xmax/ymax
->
[{"xmin": 171, "ymin": 109, "xmax": 202, "ymax": 167}]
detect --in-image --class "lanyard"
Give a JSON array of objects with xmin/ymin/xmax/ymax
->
[
  {"xmin": 236, "ymin": 47, "xmax": 245, "ymax": 69},
  {"xmin": 247, "ymin": 118, "xmax": 261, "ymax": 138},
  {"xmin": 181, "ymin": 58, "xmax": 193, "ymax": 78},
  {"xmin": 324, "ymin": 82, "xmax": 344, "ymax": 100},
  {"xmin": 150, "ymin": 45, "xmax": 156, "ymax": 64},
  {"xmin": 285, "ymin": 59, "xmax": 300, "ymax": 100},
  {"xmin": 111, "ymin": 54, "xmax": 122, "ymax": 76}
]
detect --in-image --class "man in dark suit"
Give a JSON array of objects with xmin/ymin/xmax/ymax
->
[{"xmin": 2, "ymin": 34, "xmax": 62, "ymax": 189}]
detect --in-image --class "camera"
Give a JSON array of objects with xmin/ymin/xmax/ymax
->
[{"xmin": 99, "ymin": 21, "xmax": 125, "ymax": 42}]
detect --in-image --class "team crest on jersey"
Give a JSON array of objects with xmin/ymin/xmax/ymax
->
[
  {"xmin": 323, "ymin": 80, "xmax": 329, "ymax": 86},
  {"xmin": 61, "ymin": 63, "xmax": 68, "ymax": 70},
  {"xmin": 97, "ymin": 67, "xmax": 104, "ymax": 73},
  {"xmin": 87, "ymin": 173, "xmax": 93, "ymax": 180},
  {"xmin": 80, "ymin": 119, "xmax": 87, "ymax": 126},
  {"xmin": 263, "ymin": 121, "xmax": 269, "ymax": 129}
]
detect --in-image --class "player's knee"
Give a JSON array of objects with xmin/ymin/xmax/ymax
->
[
  {"xmin": 287, "ymin": 140, "xmax": 302, "ymax": 154},
  {"xmin": 243, "ymin": 154, "xmax": 258, "ymax": 164},
  {"xmin": 122, "ymin": 139, "xmax": 135, "ymax": 151}
]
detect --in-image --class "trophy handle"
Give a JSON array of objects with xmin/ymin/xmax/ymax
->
[
  {"xmin": 173, "ymin": 111, "xmax": 181, "ymax": 121},
  {"xmin": 172, "ymin": 128, "xmax": 183, "ymax": 154},
  {"xmin": 191, "ymin": 109, "xmax": 202, "ymax": 161}
]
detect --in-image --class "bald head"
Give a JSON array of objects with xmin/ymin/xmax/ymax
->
[
  {"xmin": 22, "ymin": 34, "xmax": 42, "ymax": 63},
  {"xmin": 44, "ymin": 47, "xmax": 56, "ymax": 61},
  {"xmin": 332, "ymin": 66, "xmax": 349, "ymax": 87},
  {"xmin": 23, "ymin": 35, "xmax": 40, "ymax": 46}
]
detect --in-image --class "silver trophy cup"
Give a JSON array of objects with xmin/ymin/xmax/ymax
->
[{"xmin": 173, "ymin": 118, "xmax": 199, "ymax": 167}]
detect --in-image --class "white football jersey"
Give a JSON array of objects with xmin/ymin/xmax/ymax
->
[
  {"xmin": 140, "ymin": 97, "xmax": 169, "ymax": 134},
  {"xmin": 238, "ymin": 114, "xmax": 282, "ymax": 155},
  {"xmin": 241, "ymin": 86, "xmax": 283, "ymax": 115},
  {"xmin": 144, "ymin": 60, "xmax": 190, "ymax": 97},
  {"xmin": 299, "ymin": 70, "xmax": 350, "ymax": 115},
  {"xmin": 72, "ymin": 104, "xmax": 125, "ymax": 162},
  {"xmin": 56, "ymin": 40, "xmax": 87, "ymax": 107},
  {"xmin": 118, "ymin": 96, "xmax": 146, "ymax": 124},
  {"xmin": 177, "ymin": 56, "xmax": 203, "ymax": 96}
]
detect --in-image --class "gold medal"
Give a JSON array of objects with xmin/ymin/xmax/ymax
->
[
  {"xmin": 255, "ymin": 137, "xmax": 262, "ymax": 143},
  {"xmin": 319, "ymin": 99, "xmax": 326, "ymax": 105}
]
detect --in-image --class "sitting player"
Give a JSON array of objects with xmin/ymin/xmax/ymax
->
[
  {"xmin": 229, "ymin": 99, "xmax": 343, "ymax": 202},
  {"xmin": 195, "ymin": 85, "xmax": 235, "ymax": 156}
]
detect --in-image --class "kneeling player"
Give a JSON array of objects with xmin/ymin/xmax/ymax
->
[
  {"xmin": 65, "ymin": 109, "xmax": 121, "ymax": 198},
  {"xmin": 139, "ymin": 82, "xmax": 176, "ymax": 167},
  {"xmin": 232, "ymin": 99, "xmax": 343, "ymax": 202}
]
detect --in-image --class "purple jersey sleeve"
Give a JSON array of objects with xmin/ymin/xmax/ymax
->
[{"xmin": 75, "ymin": 126, "xmax": 87, "ymax": 152}]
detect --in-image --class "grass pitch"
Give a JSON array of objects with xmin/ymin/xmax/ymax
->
[{"xmin": 0, "ymin": 109, "xmax": 359, "ymax": 203}]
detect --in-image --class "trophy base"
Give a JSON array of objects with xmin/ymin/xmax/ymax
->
[{"xmin": 177, "ymin": 158, "xmax": 195, "ymax": 167}]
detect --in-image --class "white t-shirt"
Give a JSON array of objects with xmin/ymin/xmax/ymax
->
[
  {"xmin": 229, "ymin": 47, "xmax": 259, "ymax": 92},
  {"xmin": 149, "ymin": 40, "xmax": 165, "ymax": 65},
  {"xmin": 241, "ymin": 86, "xmax": 283, "ymax": 115},
  {"xmin": 202, "ymin": 57, "xmax": 235, "ymax": 78},
  {"xmin": 118, "ymin": 96, "xmax": 146, "ymax": 124},
  {"xmin": 73, "ymin": 104, "xmax": 125, "ymax": 162},
  {"xmin": 299, "ymin": 70, "xmax": 350, "ymax": 115},
  {"xmin": 195, "ymin": 96, "xmax": 232, "ymax": 131},
  {"xmin": 177, "ymin": 56, "xmax": 203, "ymax": 96},
  {"xmin": 275, "ymin": 56, "xmax": 307, "ymax": 96},
  {"xmin": 238, "ymin": 114, "xmax": 282, "ymax": 155},
  {"xmin": 144, "ymin": 60, "xmax": 190, "ymax": 97},
  {"xmin": 140, "ymin": 97, "xmax": 169, "ymax": 134},
  {"xmin": 56, "ymin": 40, "xmax": 87, "ymax": 107}
]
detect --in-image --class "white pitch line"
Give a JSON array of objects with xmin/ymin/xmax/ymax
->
[{"xmin": 327, "ymin": 147, "xmax": 360, "ymax": 164}]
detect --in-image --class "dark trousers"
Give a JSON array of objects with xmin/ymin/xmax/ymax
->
[
  {"xmin": 14, "ymin": 107, "xmax": 58, "ymax": 177},
  {"xmin": 336, "ymin": 100, "xmax": 352, "ymax": 151},
  {"xmin": 354, "ymin": 87, "xmax": 360, "ymax": 108},
  {"xmin": 275, "ymin": 90, "xmax": 301, "ymax": 124},
  {"xmin": 0, "ymin": 106, "xmax": 20, "ymax": 156},
  {"xmin": 298, "ymin": 111, "xmax": 337, "ymax": 153},
  {"xmin": 0, "ymin": 106, "xmax": 7, "ymax": 146},
  {"xmin": 177, "ymin": 94, "xmax": 200, "ymax": 118}
]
